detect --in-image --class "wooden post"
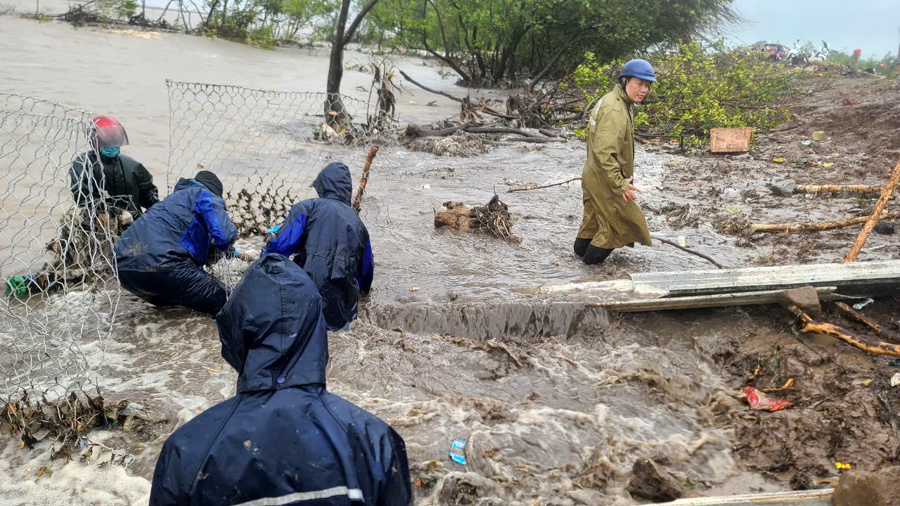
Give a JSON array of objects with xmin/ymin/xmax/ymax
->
[
  {"xmin": 352, "ymin": 146, "xmax": 379, "ymax": 213},
  {"xmin": 844, "ymin": 158, "xmax": 900, "ymax": 262}
]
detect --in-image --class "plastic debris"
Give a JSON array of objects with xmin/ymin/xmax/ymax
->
[
  {"xmin": 4, "ymin": 274, "xmax": 36, "ymax": 300},
  {"xmin": 891, "ymin": 373, "xmax": 900, "ymax": 387},
  {"xmin": 888, "ymin": 359, "xmax": 900, "ymax": 367},
  {"xmin": 449, "ymin": 439, "xmax": 467, "ymax": 465},
  {"xmin": 773, "ymin": 157, "xmax": 786, "ymax": 163},
  {"xmin": 677, "ymin": 236, "xmax": 687, "ymax": 247},
  {"xmin": 741, "ymin": 386, "xmax": 792, "ymax": 411},
  {"xmin": 852, "ymin": 298, "xmax": 874, "ymax": 310},
  {"xmin": 835, "ymin": 462, "xmax": 852, "ymax": 470},
  {"xmin": 801, "ymin": 140, "xmax": 812, "ymax": 146}
]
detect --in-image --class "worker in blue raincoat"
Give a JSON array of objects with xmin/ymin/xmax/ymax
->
[
  {"xmin": 264, "ymin": 162, "xmax": 374, "ymax": 331},
  {"xmin": 149, "ymin": 253, "xmax": 412, "ymax": 506},
  {"xmin": 114, "ymin": 170, "xmax": 237, "ymax": 316}
]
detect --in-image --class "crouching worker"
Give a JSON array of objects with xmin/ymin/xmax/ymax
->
[
  {"xmin": 70, "ymin": 115, "xmax": 159, "ymax": 228},
  {"xmin": 149, "ymin": 253, "xmax": 412, "ymax": 506},
  {"xmin": 264, "ymin": 162, "xmax": 373, "ymax": 331},
  {"xmin": 114, "ymin": 171, "xmax": 237, "ymax": 316}
]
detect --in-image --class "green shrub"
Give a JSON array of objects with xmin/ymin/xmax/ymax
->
[{"xmin": 573, "ymin": 41, "xmax": 801, "ymax": 147}]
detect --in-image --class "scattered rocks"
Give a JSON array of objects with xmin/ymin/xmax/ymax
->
[
  {"xmin": 834, "ymin": 466, "xmax": 900, "ymax": 506},
  {"xmin": 767, "ymin": 179, "xmax": 796, "ymax": 197},
  {"xmin": 626, "ymin": 458, "xmax": 684, "ymax": 503},
  {"xmin": 777, "ymin": 286, "xmax": 822, "ymax": 319},
  {"xmin": 875, "ymin": 221, "xmax": 895, "ymax": 235}
]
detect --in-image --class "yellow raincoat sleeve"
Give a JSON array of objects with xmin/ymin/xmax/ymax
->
[{"xmin": 590, "ymin": 109, "xmax": 630, "ymax": 197}]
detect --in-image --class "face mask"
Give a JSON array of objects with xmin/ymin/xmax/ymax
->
[{"xmin": 99, "ymin": 146, "xmax": 120, "ymax": 158}]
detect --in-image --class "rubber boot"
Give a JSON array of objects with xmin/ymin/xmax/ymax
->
[
  {"xmin": 583, "ymin": 245, "xmax": 614, "ymax": 265},
  {"xmin": 574, "ymin": 238, "xmax": 591, "ymax": 257}
]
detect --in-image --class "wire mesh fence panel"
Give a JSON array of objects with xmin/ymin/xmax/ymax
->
[
  {"xmin": 167, "ymin": 81, "xmax": 397, "ymax": 284},
  {"xmin": 0, "ymin": 93, "xmax": 120, "ymax": 406}
]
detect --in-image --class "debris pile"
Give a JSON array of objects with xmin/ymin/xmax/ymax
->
[{"xmin": 434, "ymin": 195, "xmax": 519, "ymax": 242}]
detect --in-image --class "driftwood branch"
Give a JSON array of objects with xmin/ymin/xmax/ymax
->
[
  {"xmin": 749, "ymin": 211, "xmax": 900, "ymax": 233},
  {"xmin": 403, "ymin": 123, "xmax": 561, "ymax": 142},
  {"xmin": 352, "ymin": 146, "xmax": 379, "ymax": 213},
  {"xmin": 835, "ymin": 301, "xmax": 900, "ymax": 344},
  {"xmin": 844, "ymin": 158, "xmax": 900, "ymax": 262},
  {"xmin": 507, "ymin": 177, "xmax": 582, "ymax": 193},
  {"xmin": 787, "ymin": 304, "xmax": 900, "ymax": 357},
  {"xmin": 794, "ymin": 184, "xmax": 884, "ymax": 195},
  {"xmin": 652, "ymin": 236, "xmax": 725, "ymax": 269},
  {"xmin": 398, "ymin": 69, "xmax": 517, "ymax": 120}
]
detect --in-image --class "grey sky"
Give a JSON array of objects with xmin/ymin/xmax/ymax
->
[{"xmin": 726, "ymin": 0, "xmax": 900, "ymax": 58}]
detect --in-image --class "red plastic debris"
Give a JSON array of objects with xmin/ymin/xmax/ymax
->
[{"xmin": 741, "ymin": 386, "xmax": 793, "ymax": 411}]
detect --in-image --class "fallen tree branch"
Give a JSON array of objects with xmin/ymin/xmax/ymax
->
[
  {"xmin": 496, "ymin": 136, "xmax": 564, "ymax": 144},
  {"xmin": 398, "ymin": 69, "xmax": 517, "ymax": 120},
  {"xmin": 651, "ymin": 236, "xmax": 725, "ymax": 269},
  {"xmin": 795, "ymin": 184, "xmax": 884, "ymax": 195},
  {"xmin": 507, "ymin": 177, "xmax": 581, "ymax": 193},
  {"xmin": 352, "ymin": 146, "xmax": 379, "ymax": 213},
  {"xmin": 749, "ymin": 211, "xmax": 900, "ymax": 233},
  {"xmin": 844, "ymin": 158, "xmax": 900, "ymax": 262},
  {"xmin": 403, "ymin": 123, "xmax": 561, "ymax": 142},
  {"xmin": 835, "ymin": 301, "xmax": 900, "ymax": 344},
  {"xmin": 786, "ymin": 304, "xmax": 900, "ymax": 357}
]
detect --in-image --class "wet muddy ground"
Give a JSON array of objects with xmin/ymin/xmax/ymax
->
[
  {"xmin": 644, "ymin": 76, "xmax": 900, "ymax": 267},
  {"xmin": 1, "ymin": 36, "xmax": 898, "ymax": 503}
]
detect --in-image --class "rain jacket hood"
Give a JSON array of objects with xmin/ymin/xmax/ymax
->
[
  {"xmin": 313, "ymin": 162, "xmax": 353, "ymax": 204},
  {"xmin": 149, "ymin": 253, "xmax": 412, "ymax": 506},
  {"xmin": 217, "ymin": 254, "xmax": 328, "ymax": 392}
]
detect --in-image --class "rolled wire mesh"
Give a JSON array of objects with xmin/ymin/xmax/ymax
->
[
  {"xmin": 166, "ymin": 81, "xmax": 396, "ymax": 285},
  {"xmin": 0, "ymin": 93, "xmax": 120, "ymax": 408}
]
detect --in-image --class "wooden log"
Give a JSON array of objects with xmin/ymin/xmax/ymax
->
[
  {"xmin": 835, "ymin": 301, "xmax": 900, "ymax": 344},
  {"xmin": 844, "ymin": 158, "xmax": 900, "ymax": 262},
  {"xmin": 352, "ymin": 146, "xmax": 379, "ymax": 213},
  {"xmin": 794, "ymin": 184, "xmax": 884, "ymax": 195},
  {"xmin": 750, "ymin": 211, "xmax": 900, "ymax": 233},
  {"xmin": 434, "ymin": 204, "xmax": 479, "ymax": 232},
  {"xmin": 786, "ymin": 304, "xmax": 900, "ymax": 357}
]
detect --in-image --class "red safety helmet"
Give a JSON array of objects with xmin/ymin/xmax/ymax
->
[{"xmin": 91, "ymin": 116, "xmax": 129, "ymax": 148}]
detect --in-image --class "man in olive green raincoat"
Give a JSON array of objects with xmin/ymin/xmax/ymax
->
[{"xmin": 575, "ymin": 59, "xmax": 656, "ymax": 265}]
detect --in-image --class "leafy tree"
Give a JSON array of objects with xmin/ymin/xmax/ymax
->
[
  {"xmin": 369, "ymin": 0, "xmax": 736, "ymax": 87},
  {"xmin": 573, "ymin": 41, "xmax": 799, "ymax": 146}
]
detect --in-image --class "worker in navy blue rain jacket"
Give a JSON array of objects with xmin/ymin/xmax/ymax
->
[
  {"xmin": 114, "ymin": 170, "xmax": 237, "ymax": 316},
  {"xmin": 149, "ymin": 253, "xmax": 412, "ymax": 506},
  {"xmin": 264, "ymin": 162, "xmax": 374, "ymax": 331}
]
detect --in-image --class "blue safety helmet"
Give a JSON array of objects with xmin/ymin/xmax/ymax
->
[{"xmin": 620, "ymin": 59, "xmax": 657, "ymax": 83}]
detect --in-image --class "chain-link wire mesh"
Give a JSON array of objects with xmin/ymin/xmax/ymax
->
[
  {"xmin": 167, "ymin": 81, "xmax": 397, "ymax": 284},
  {"xmin": 0, "ymin": 93, "xmax": 121, "ymax": 407}
]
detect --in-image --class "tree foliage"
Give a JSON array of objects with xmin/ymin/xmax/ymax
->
[
  {"xmin": 573, "ymin": 41, "xmax": 800, "ymax": 146},
  {"xmin": 368, "ymin": 0, "xmax": 736, "ymax": 86},
  {"xmin": 199, "ymin": 0, "xmax": 337, "ymax": 46}
]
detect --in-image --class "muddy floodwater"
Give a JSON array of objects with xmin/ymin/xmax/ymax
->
[{"xmin": 1, "ymin": 13, "xmax": 898, "ymax": 506}]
